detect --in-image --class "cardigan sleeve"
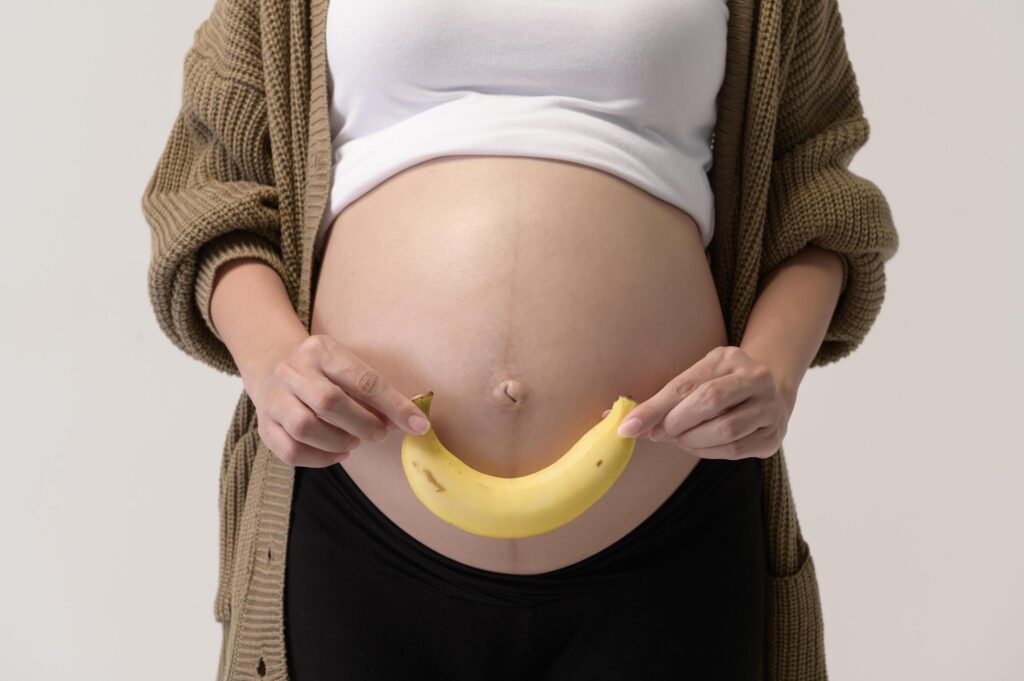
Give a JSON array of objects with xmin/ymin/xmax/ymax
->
[
  {"xmin": 141, "ymin": 0, "xmax": 289, "ymax": 376},
  {"xmin": 759, "ymin": 0, "xmax": 900, "ymax": 368}
]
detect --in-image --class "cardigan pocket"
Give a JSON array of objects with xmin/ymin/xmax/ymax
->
[{"xmin": 763, "ymin": 543, "xmax": 828, "ymax": 681}]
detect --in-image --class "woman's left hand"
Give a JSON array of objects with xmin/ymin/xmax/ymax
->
[{"xmin": 608, "ymin": 346, "xmax": 796, "ymax": 460}]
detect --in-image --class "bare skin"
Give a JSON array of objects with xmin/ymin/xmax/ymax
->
[{"xmin": 210, "ymin": 154, "xmax": 843, "ymax": 575}]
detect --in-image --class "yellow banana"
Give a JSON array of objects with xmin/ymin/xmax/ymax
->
[{"xmin": 401, "ymin": 391, "xmax": 639, "ymax": 539}]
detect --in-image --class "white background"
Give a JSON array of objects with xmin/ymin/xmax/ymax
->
[{"xmin": 1, "ymin": 1, "xmax": 1021, "ymax": 679}]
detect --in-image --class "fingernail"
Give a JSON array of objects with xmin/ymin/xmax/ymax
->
[
  {"xmin": 370, "ymin": 427, "xmax": 388, "ymax": 442},
  {"xmin": 408, "ymin": 415, "xmax": 430, "ymax": 435},
  {"xmin": 617, "ymin": 417, "xmax": 642, "ymax": 438}
]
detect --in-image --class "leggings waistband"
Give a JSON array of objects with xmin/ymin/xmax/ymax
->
[{"xmin": 291, "ymin": 454, "xmax": 763, "ymax": 608}]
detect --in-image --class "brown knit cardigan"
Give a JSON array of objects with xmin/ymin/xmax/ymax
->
[{"xmin": 141, "ymin": 0, "xmax": 899, "ymax": 678}]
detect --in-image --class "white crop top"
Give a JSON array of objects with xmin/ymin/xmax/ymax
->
[{"xmin": 316, "ymin": 0, "xmax": 730, "ymax": 261}]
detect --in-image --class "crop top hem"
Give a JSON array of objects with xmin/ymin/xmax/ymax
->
[{"xmin": 315, "ymin": 94, "xmax": 716, "ymax": 261}]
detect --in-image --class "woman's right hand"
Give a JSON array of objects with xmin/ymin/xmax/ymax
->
[{"xmin": 241, "ymin": 333, "xmax": 432, "ymax": 468}]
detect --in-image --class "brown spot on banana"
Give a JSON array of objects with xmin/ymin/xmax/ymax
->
[
  {"xmin": 596, "ymin": 459, "xmax": 603, "ymax": 467},
  {"xmin": 423, "ymin": 469, "xmax": 446, "ymax": 492}
]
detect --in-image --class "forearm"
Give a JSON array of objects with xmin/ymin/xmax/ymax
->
[
  {"xmin": 209, "ymin": 259, "xmax": 310, "ymax": 385},
  {"xmin": 739, "ymin": 245, "xmax": 846, "ymax": 410}
]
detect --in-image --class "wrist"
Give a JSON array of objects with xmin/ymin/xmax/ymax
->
[
  {"xmin": 208, "ymin": 258, "xmax": 310, "ymax": 389},
  {"xmin": 773, "ymin": 369, "xmax": 800, "ymax": 418},
  {"xmin": 739, "ymin": 340, "xmax": 802, "ymax": 415},
  {"xmin": 235, "ymin": 325, "xmax": 309, "ymax": 395}
]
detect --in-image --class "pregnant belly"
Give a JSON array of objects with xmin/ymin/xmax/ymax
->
[{"xmin": 309, "ymin": 155, "xmax": 728, "ymax": 575}]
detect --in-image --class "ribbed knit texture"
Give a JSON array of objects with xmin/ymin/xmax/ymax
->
[{"xmin": 141, "ymin": 1, "xmax": 899, "ymax": 679}]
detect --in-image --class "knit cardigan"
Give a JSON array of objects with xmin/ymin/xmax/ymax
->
[{"xmin": 141, "ymin": 0, "xmax": 899, "ymax": 678}]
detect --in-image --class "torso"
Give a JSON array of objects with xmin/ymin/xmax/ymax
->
[{"xmin": 309, "ymin": 154, "xmax": 726, "ymax": 575}]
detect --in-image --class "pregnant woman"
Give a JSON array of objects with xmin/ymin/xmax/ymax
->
[{"xmin": 142, "ymin": 0, "xmax": 899, "ymax": 680}]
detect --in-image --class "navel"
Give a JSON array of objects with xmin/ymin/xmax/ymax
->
[{"xmin": 491, "ymin": 378, "xmax": 527, "ymax": 406}]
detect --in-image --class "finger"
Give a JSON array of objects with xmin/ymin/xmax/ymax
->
[
  {"xmin": 668, "ymin": 395, "xmax": 769, "ymax": 449},
  {"xmin": 262, "ymin": 417, "xmax": 354, "ymax": 469},
  {"xmin": 650, "ymin": 372, "xmax": 758, "ymax": 441},
  {"xmin": 675, "ymin": 424, "xmax": 776, "ymax": 461},
  {"xmin": 268, "ymin": 391, "xmax": 363, "ymax": 454},
  {"xmin": 308, "ymin": 336, "xmax": 431, "ymax": 435},
  {"xmin": 281, "ymin": 364, "xmax": 390, "ymax": 442},
  {"xmin": 617, "ymin": 348, "xmax": 733, "ymax": 438}
]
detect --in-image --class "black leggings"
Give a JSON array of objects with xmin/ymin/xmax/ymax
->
[{"xmin": 284, "ymin": 455, "xmax": 766, "ymax": 680}]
